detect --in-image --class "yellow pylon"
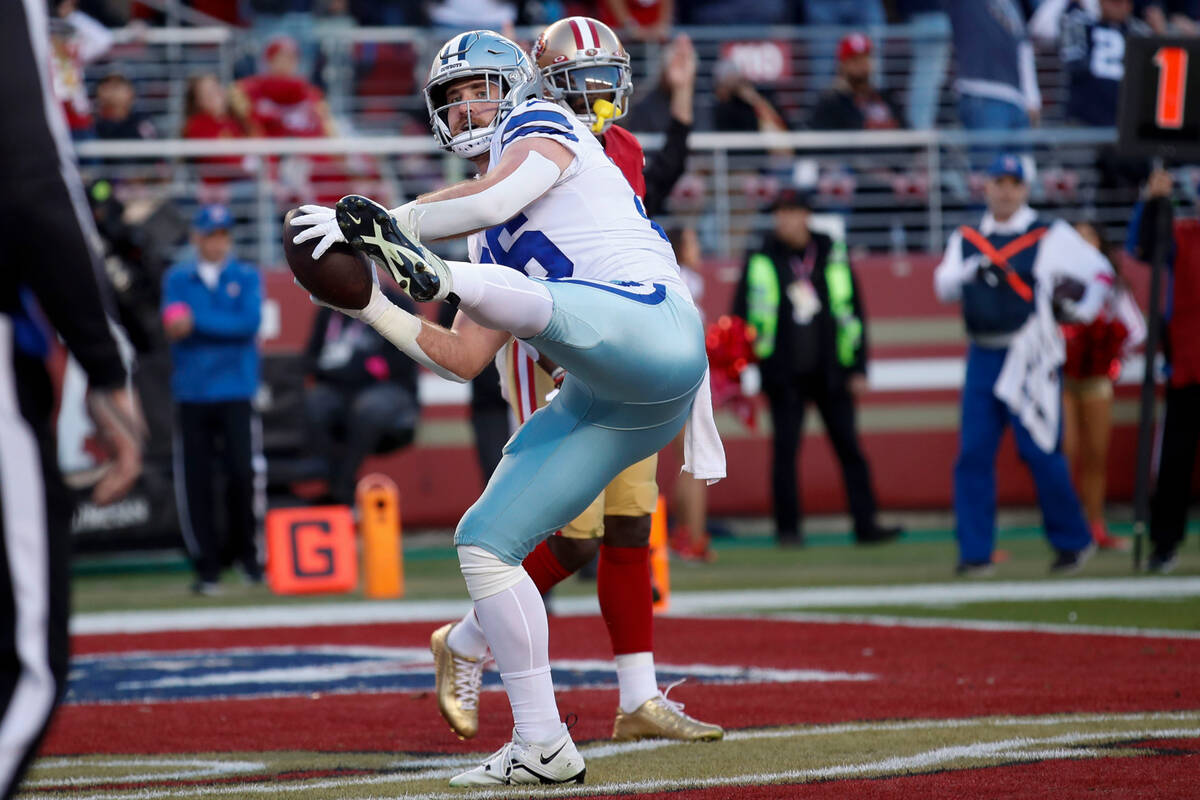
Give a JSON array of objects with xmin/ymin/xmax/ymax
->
[
  {"xmin": 649, "ymin": 496, "xmax": 670, "ymax": 613},
  {"xmin": 357, "ymin": 474, "xmax": 404, "ymax": 599}
]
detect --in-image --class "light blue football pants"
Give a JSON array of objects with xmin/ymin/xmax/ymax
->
[{"xmin": 454, "ymin": 279, "xmax": 707, "ymax": 564}]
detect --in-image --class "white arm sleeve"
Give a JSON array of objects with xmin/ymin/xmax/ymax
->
[
  {"xmin": 67, "ymin": 11, "xmax": 114, "ymax": 63},
  {"xmin": 392, "ymin": 151, "xmax": 562, "ymax": 241},
  {"xmin": 1018, "ymin": 40, "xmax": 1042, "ymax": 111},
  {"xmin": 933, "ymin": 231, "xmax": 968, "ymax": 303},
  {"xmin": 356, "ymin": 287, "xmax": 470, "ymax": 383},
  {"xmin": 1029, "ymin": 0, "xmax": 1068, "ymax": 42}
]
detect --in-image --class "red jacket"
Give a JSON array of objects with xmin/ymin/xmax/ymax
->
[
  {"xmin": 237, "ymin": 75, "xmax": 326, "ymax": 138},
  {"xmin": 183, "ymin": 112, "xmax": 247, "ymax": 184},
  {"xmin": 599, "ymin": 0, "xmax": 669, "ymax": 29},
  {"xmin": 1169, "ymin": 220, "xmax": 1200, "ymax": 386}
]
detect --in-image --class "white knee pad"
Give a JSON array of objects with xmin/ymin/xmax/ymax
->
[{"xmin": 458, "ymin": 545, "xmax": 528, "ymax": 601}]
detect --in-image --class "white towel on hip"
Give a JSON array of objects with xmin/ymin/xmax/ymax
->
[
  {"xmin": 682, "ymin": 365, "xmax": 726, "ymax": 484},
  {"xmin": 993, "ymin": 297, "xmax": 1065, "ymax": 454}
]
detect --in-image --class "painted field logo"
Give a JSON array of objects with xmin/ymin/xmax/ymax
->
[{"xmin": 66, "ymin": 645, "xmax": 874, "ymax": 704}]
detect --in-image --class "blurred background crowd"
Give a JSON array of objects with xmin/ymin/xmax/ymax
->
[{"xmin": 41, "ymin": 0, "xmax": 1200, "ymax": 579}]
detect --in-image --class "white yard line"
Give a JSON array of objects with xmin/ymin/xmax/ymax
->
[
  {"xmin": 71, "ymin": 578, "xmax": 1200, "ymax": 636},
  {"xmin": 44, "ymin": 711, "xmax": 1200, "ymax": 800},
  {"xmin": 24, "ymin": 759, "xmax": 266, "ymax": 787}
]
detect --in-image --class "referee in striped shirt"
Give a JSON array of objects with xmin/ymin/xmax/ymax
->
[{"xmin": 0, "ymin": 1, "xmax": 144, "ymax": 797}]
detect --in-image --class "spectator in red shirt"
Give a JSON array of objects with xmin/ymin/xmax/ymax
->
[
  {"xmin": 183, "ymin": 74, "xmax": 254, "ymax": 191},
  {"xmin": 599, "ymin": 0, "xmax": 674, "ymax": 42},
  {"xmin": 231, "ymin": 35, "xmax": 343, "ymax": 203},
  {"xmin": 230, "ymin": 35, "xmax": 335, "ymax": 139}
]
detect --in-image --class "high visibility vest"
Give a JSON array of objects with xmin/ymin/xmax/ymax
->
[
  {"xmin": 744, "ymin": 240, "xmax": 862, "ymax": 368},
  {"xmin": 826, "ymin": 239, "xmax": 863, "ymax": 369},
  {"xmin": 745, "ymin": 253, "xmax": 780, "ymax": 360}
]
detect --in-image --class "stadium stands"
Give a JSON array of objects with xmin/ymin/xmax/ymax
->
[{"xmin": 73, "ymin": 23, "xmax": 1188, "ymax": 264}]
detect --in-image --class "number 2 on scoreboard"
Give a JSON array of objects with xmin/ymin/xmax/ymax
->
[{"xmin": 1153, "ymin": 46, "xmax": 1189, "ymax": 129}]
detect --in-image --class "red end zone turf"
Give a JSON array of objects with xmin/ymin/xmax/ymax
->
[{"xmin": 47, "ymin": 616, "xmax": 1200, "ymax": 756}]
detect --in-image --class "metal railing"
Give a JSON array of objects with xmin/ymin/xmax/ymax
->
[
  {"xmin": 74, "ymin": 126, "xmax": 1162, "ymax": 268},
  {"xmin": 87, "ymin": 21, "xmax": 1080, "ymax": 137}
]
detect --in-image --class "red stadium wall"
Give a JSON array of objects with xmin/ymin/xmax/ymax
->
[{"xmin": 262, "ymin": 253, "xmax": 1156, "ymax": 529}]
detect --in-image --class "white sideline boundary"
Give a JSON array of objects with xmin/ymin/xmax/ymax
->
[{"xmin": 70, "ymin": 577, "xmax": 1200, "ymax": 636}]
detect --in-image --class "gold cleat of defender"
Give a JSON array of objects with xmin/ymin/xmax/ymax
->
[
  {"xmin": 612, "ymin": 694, "xmax": 724, "ymax": 742},
  {"xmin": 430, "ymin": 623, "xmax": 485, "ymax": 740}
]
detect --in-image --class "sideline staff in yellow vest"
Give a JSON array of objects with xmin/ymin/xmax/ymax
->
[{"xmin": 732, "ymin": 189, "xmax": 901, "ymax": 547}]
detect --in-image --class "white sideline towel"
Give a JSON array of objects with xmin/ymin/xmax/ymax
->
[
  {"xmin": 682, "ymin": 366, "xmax": 726, "ymax": 484},
  {"xmin": 994, "ymin": 296, "xmax": 1064, "ymax": 454}
]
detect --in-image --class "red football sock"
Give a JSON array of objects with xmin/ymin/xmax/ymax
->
[
  {"xmin": 598, "ymin": 544, "xmax": 653, "ymax": 656},
  {"xmin": 521, "ymin": 538, "xmax": 573, "ymax": 595}
]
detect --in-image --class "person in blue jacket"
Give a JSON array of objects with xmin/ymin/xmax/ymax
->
[{"xmin": 162, "ymin": 204, "xmax": 263, "ymax": 595}]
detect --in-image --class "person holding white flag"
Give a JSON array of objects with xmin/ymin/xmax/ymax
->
[{"xmin": 934, "ymin": 153, "xmax": 1112, "ymax": 576}]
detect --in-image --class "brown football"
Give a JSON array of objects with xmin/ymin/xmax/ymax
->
[{"xmin": 282, "ymin": 208, "xmax": 373, "ymax": 310}]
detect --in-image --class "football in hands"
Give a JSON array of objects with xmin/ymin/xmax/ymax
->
[{"xmin": 282, "ymin": 208, "xmax": 373, "ymax": 310}]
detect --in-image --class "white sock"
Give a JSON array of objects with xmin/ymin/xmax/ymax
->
[
  {"xmin": 615, "ymin": 652, "xmax": 659, "ymax": 713},
  {"xmin": 447, "ymin": 261, "xmax": 553, "ymax": 339},
  {"xmin": 472, "ymin": 574, "xmax": 562, "ymax": 744},
  {"xmin": 447, "ymin": 609, "xmax": 490, "ymax": 660}
]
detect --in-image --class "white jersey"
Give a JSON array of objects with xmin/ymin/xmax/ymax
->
[{"xmin": 466, "ymin": 99, "xmax": 686, "ymax": 297}]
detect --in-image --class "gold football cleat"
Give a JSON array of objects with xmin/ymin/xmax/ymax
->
[
  {"xmin": 430, "ymin": 623, "xmax": 486, "ymax": 739},
  {"xmin": 612, "ymin": 693, "xmax": 724, "ymax": 742}
]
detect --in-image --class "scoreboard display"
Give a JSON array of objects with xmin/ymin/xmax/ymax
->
[{"xmin": 1117, "ymin": 36, "xmax": 1200, "ymax": 160}]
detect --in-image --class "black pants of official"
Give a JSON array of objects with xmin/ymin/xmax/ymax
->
[
  {"xmin": 174, "ymin": 400, "xmax": 261, "ymax": 583},
  {"xmin": 765, "ymin": 372, "xmax": 878, "ymax": 541},
  {"xmin": 1151, "ymin": 383, "xmax": 1200, "ymax": 557},
  {"xmin": 0, "ymin": 354, "xmax": 71, "ymax": 800}
]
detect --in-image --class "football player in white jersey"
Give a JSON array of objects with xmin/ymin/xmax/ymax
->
[
  {"xmin": 290, "ymin": 30, "xmax": 724, "ymax": 788},
  {"xmin": 425, "ymin": 17, "xmax": 720, "ymax": 751}
]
